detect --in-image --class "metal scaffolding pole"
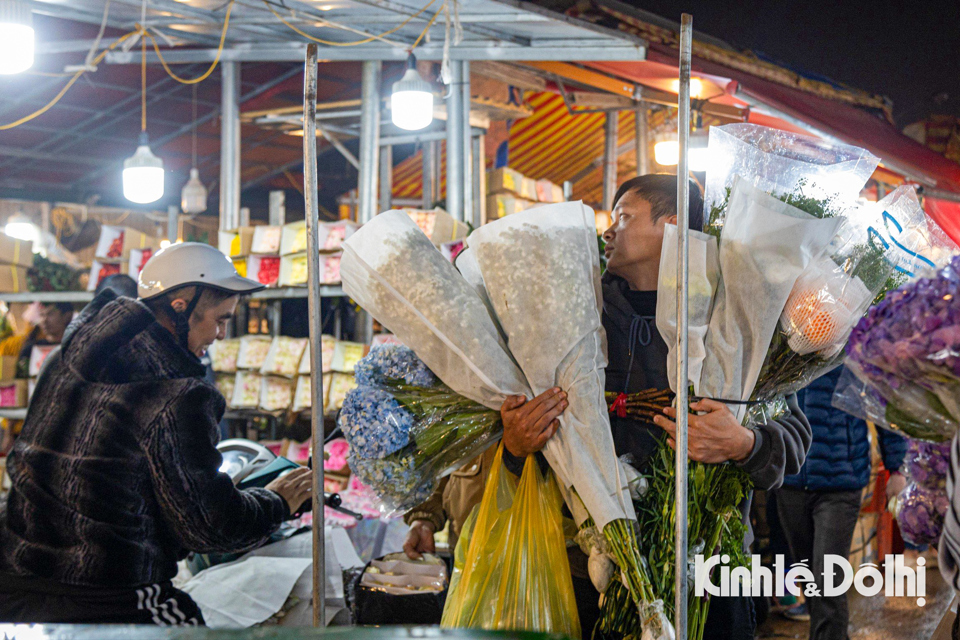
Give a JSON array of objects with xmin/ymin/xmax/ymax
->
[
  {"xmin": 446, "ymin": 60, "xmax": 465, "ymax": 221},
  {"xmin": 302, "ymin": 44, "xmax": 327, "ymax": 629},
  {"xmin": 473, "ymin": 134, "xmax": 485, "ymax": 227},
  {"xmin": 461, "ymin": 61, "xmax": 473, "ymax": 226},
  {"xmin": 674, "ymin": 13, "xmax": 693, "ymax": 640},
  {"xmin": 380, "ymin": 144, "xmax": 393, "ymax": 212},
  {"xmin": 635, "ymin": 105, "xmax": 649, "ymax": 176},
  {"xmin": 219, "ymin": 61, "xmax": 241, "ymax": 231},
  {"xmin": 602, "ymin": 111, "xmax": 619, "ymax": 211},
  {"xmin": 422, "ymin": 140, "xmax": 435, "ymax": 210},
  {"xmin": 358, "ymin": 61, "xmax": 382, "ymax": 224}
]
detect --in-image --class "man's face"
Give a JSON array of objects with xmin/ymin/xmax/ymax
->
[
  {"xmin": 39, "ymin": 305, "xmax": 72, "ymax": 342},
  {"xmin": 602, "ymin": 191, "xmax": 675, "ymax": 278},
  {"xmin": 187, "ymin": 295, "xmax": 239, "ymax": 358}
]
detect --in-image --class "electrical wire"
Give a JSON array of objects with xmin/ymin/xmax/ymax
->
[
  {"xmin": 141, "ymin": 0, "xmax": 235, "ymax": 85},
  {"xmin": 411, "ymin": 2, "xmax": 444, "ymax": 50},
  {"xmin": 263, "ymin": 0, "xmax": 438, "ymax": 47},
  {"xmin": 141, "ymin": 26, "xmax": 147, "ymax": 131},
  {"xmin": 0, "ymin": 30, "xmax": 139, "ymax": 131}
]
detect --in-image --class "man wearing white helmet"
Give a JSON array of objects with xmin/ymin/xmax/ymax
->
[{"xmin": 0, "ymin": 243, "xmax": 311, "ymax": 625}]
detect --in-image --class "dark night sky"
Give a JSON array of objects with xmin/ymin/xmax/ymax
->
[{"xmin": 619, "ymin": 0, "xmax": 960, "ymax": 128}]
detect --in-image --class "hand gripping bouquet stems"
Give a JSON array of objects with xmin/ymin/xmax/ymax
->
[
  {"xmin": 467, "ymin": 203, "xmax": 671, "ymax": 639},
  {"xmin": 835, "ymin": 255, "xmax": 960, "ymax": 442},
  {"xmin": 339, "ymin": 345, "xmax": 503, "ymax": 515}
]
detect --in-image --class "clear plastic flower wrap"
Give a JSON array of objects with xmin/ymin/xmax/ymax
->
[
  {"xmin": 834, "ymin": 255, "xmax": 960, "ymax": 441},
  {"xmin": 752, "ymin": 187, "xmax": 959, "ymax": 405},
  {"xmin": 703, "ymin": 123, "xmax": 879, "ymax": 234},
  {"xmin": 340, "ymin": 210, "xmax": 530, "ymax": 410},
  {"xmin": 904, "ymin": 439, "xmax": 951, "ymax": 491},
  {"xmin": 208, "ymin": 338, "xmax": 241, "ymax": 373},
  {"xmin": 896, "ymin": 482, "xmax": 949, "ymax": 546},
  {"xmin": 259, "ymin": 336, "xmax": 308, "ymax": 378},
  {"xmin": 340, "ymin": 346, "xmax": 503, "ymax": 516},
  {"xmin": 236, "ymin": 335, "xmax": 273, "ymax": 370}
]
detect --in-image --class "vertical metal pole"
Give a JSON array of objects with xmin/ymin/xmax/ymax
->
[
  {"xmin": 446, "ymin": 61, "xmax": 464, "ymax": 221},
  {"xmin": 302, "ymin": 44, "xmax": 327, "ymax": 628},
  {"xmin": 358, "ymin": 61, "xmax": 381, "ymax": 224},
  {"xmin": 380, "ymin": 144, "xmax": 393, "ymax": 212},
  {"xmin": 422, "ymin": 141, "xmax": 435, "ymax": 209},
  {"xmin": 39, "ymin": 202, "xmax": 50, "ymax": 254},
  {"xmin": 602, "ymin": 111, "xmax": 619, "ymax": 211},
  {"xmin": 675, "ymin": 13, "xmax": 693, "ymax": 640},
  {"xmin": 220, "ymin": 61, "xmax": 241, "ymax": 231},
  {"xmin": 167, "ymin": 205, "xmax": 178, "ymax": 244},
  {"xmin": 269, "ymin": 190, "xmax": 286, "ymax": 226},
  {"xmin": 473, "ymin": 133, "xmax": 485, "ymax": 227},
  {"xmin": 635, "ymin": 104, "xmax": 649, "ymax": 176},
  {"xmin": 563, "ymin": 181, "xmax": 573, "ymax": 201},
  {"xmin": 461, "ymin": 61, "xmax": 473, "ymax": 226}
]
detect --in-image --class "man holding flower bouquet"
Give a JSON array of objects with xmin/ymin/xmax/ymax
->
[{"xmin": 405, "ymin": 174, "xmax": 812, "ymax": 639}]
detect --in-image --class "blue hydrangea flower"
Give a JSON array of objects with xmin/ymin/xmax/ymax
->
[
  {"xmin": 339, "ymin": 386, "xmax": 414, "ymax": 459},
  {"xmin": 354, "ymin": 345, "xmax": 438, "ymax": 388},
  {"xmin": 347, "ymin": 451, "xmax": 436, "ymax": 512}
]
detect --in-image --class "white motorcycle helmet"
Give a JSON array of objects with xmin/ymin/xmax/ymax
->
[{"xmin": 138, "ymin": 242, "xmax": 264, "ymax": 350}]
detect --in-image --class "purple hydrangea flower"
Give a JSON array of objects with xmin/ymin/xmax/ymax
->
[
  {"xmin": 896, "ymin": 482, "xmax": 949, "ymax": 546},
  {"xmin": 904, "ymin": 439, "xmax": 951, "ymax": 491}
]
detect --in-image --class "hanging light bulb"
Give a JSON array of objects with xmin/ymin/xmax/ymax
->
[
  {"xmin": 123, "ymin": 132, "xmax": 165, "ymax": 204},
  {"xmin": 181, "ymin": 168, "xmax": 207, "ymax": 213},
  {"xmin": 4, "ymin": 212, "xmax": 38, "ymax": 243},
  {"xmin": 0, "ymin": 0, "xmax": 34, "ymax": 75},
  {"xmin": 181, "ymin": 85, "xmax": 208, "ymax": 213},
  {"xmin": 391, "ymin": 53, "xmax": 433, "ymax": 131}
]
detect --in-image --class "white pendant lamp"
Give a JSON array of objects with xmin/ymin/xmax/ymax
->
[
  {"xmin": 181, "ymin": 85, "xmax": 208, "ymax": 213},
  {"xmin": 0, "ymin": 0, "xmax": 34, "ymax": 75},
  {"xmin": 123, "ymin": 132, "xmax": 165, "ymax": 204},
  {"xmin": 391, "ymin": 53, "xmax": 433, "ymax": 131}
]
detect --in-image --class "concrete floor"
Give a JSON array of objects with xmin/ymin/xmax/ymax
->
[{"xmin": 758, "ymin": 551, "xmax": 956, "ymax": 640}]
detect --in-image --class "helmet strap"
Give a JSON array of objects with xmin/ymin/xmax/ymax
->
[{"xmin": 173, "ymin": 288, "xmax": 204, "ymax": 353}]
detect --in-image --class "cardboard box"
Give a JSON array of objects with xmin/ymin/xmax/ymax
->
[
  {"xmin": 96, "ymin": 226, "xmax": 160, "ymax": 261},
  {"xmin": 236, "ymin": 335, "xmax": 274, "ymax": 370},
  {"xmin": 292, "ymin": 375, "xmax": 312, "ymax": 411},
  {"xmin": 245, "ymin": 255, "xmax": 281, "ymax": 287},
  {"xmin": 251, "ymin": 226, "xmax": 283, "ymax": 255},
  {"xmin": 218, "ymin": 227, "xmax": 255, "ymax": 258},
  {"xmin": 279, "ymin": 252, "xmax": 307, "ymax": 287},
  {"xmin": 0, "ymin": 355, "xmax": 17, "ymax": 381},
  {"xmin": 0, "ymin": 235, "xmax": 33, "ymax": 268},
  {"xmin": 260, "ymin": 376, "xmax": 294, "ymax": 411},
  {"xmin": 28, "ymin": 345, "xmax": 55, "ymax": 377},
  {"xmin": 87, "ymin": 261, "xmax": 124, "ymax": 292},
  {"xmin": 299, "ymin": 335, "xmax": 336, "ymax": 375},
  {"xmin": 331, "ymin": 341, "xmax": 368, "ymax": 373},
  {"xmin": 127, "ymin": 248, "xmax": 154, "ymax": 278},
  {"xmin": 487, "ymin": 194, "xmax": 524, "ymax": 219},
  {"xmin": 487, "ymin": 167, "xmax": 525, "ymax": 196},
  {"xmin": 318, "ymin": 221, "xmax": 361, "ymax": 253},
  {"xmin": 280, "ymin": 221, "xmax": 307, "ymax": 256},
  {"xmin": 230, "ymin": 371, "xmax": 262, "ymax": 408},
  {"xmin": 536, "ymin": 179, "xmax": 564, "ymax": 203},
  {"xmin": 520, "ymin": 176, "xmax": 538, "ymax": 201},
  {"xmin": 0, "ymin": 379, "xmax": 28, "ymax": 408},
  {"xmin": 0, "ymin": 264, "xmax": 29, "ymax": 293},
  {"xmin": 405, "ymin": 209, "xmax": 468, "ymax": 246}
]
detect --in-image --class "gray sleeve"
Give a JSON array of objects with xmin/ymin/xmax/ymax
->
[
  {"xmin": 736, "ymin": 394, "xmax": 811, "ymax": 491},
  {"xmin": 938, "ymin": 432, "xmax": 960, "ymax": 593}
]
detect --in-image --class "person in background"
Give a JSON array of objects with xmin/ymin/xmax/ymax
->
[
  {"xmin": 0, "ymin": 301, "xmax": 75, "ymax": 452},
  {"xmin": 776, "ymin": 366, "xmax": 906, "ymax": 639},
  {"xmin": 94, "ymin": 274, "xmax": 138, "ymax": 299}
]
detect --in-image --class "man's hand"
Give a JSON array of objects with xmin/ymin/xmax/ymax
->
[
  {"xmin": 501, "ymin": 388, "xmax": 568, "ymax": 458},
  {"xmin": 265, "ymin": 467, "xmax": 313, "ymax": 514},
  {"xmin": 653, "ymin": 398, "xmax": 755, "ymax": 464},
  {"xmin": 886, "ymin": 472, "xmax": 907, "ymax": 502},
  {"xmin": 403, "ymin": 520, "xmax": 436, "ymax": 560}
]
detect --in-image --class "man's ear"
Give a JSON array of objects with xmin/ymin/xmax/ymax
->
[
  {"xmin": 170, "ymin": 298, "xmax": 188, "ymax": 313},
  {"xmin": 666, "ymin": 214, "xmax": 678, "ymax": 227}
]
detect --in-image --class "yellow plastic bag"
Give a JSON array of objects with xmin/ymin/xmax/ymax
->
[{"xmin": 441, "ymin": 444, "xmax": 581, "ymax": 637}]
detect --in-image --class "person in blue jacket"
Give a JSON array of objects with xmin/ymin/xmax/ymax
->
[{"xmin": 777, "ymin": 366, "xmax": 907, "ymax": 640}]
